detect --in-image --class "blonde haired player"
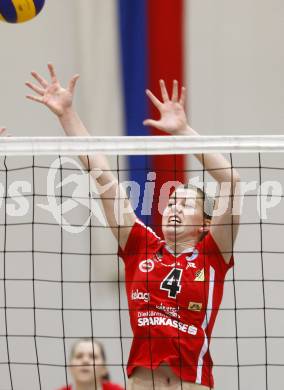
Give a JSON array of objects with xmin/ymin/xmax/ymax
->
[{"xmin": 26, "ymin": 64, "xmax": 240, "ymax": 390}]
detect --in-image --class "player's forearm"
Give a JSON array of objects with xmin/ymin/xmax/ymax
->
[
  {"xmin": 181, "ymin": 125, "xmax": 240, "ymax": 185},
  {"xmin": 58, "ymin": 108, "xmax": 115, "ymax": 184},
  {"xmin": 59, "ymin": 108, "xmax": 135, "ymax": 233},
  {"xmin": 58, "ymin": 107, "xmax": 89, "ymax": 137}
]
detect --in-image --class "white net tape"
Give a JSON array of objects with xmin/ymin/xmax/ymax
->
[{"xmin": 1, "ymin": 135, "xmax": 284, "ymax": 155}]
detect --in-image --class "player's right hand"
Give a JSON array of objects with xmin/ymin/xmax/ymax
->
[{"xmin": 25, "ymin": 63, "xmax": 80, "ymax": 117}]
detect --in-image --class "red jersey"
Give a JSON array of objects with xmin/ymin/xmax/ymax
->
[
  {"xmin": 58, "ymin": 382, "xmax": 124, "ymax": 390},
  {"xmin": 118, "ymin": 219, "xmax": 233, "ymax": 388}
]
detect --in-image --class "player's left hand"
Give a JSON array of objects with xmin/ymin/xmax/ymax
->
[{"xmin": 143, "ymin": 80, "xmax": 188, "ymax": 135}]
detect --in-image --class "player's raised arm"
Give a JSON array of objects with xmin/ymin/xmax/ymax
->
[
  {"xmin": 26, "ymin": 64, "xmax": 136, "ymax": 249},
  {"xmin": 144, "ymin": 80, "xmax": 240, "ymax": 264}
]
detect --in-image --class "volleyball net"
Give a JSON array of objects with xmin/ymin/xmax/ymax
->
[{"xmin": 0, "ymin": 135, "xmax": 284, "ymax": 390}]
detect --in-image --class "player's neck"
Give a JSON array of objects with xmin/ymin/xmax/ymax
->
[{"xmin": 165, "ymin": 237, "xmax": 198, "ymax": 254}]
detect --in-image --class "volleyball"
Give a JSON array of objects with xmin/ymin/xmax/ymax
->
[{"xmin": 0, "ymin": 0, "xmax": 45, "ymax": 23}]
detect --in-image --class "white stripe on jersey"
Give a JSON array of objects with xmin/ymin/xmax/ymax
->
[
  {"xmin": 196, "ymin": 266, "xmax": 215, "ymax": 384},
  {"xmin": 136, "ymin": 219, "xmax": 161, "ymax": 240}
]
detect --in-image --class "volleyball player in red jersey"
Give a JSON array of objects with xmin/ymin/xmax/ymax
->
[
  {"xmin": 26, "ymin": 64, "xmax": 240, "ymax": 389},
  {"xmin": 57, "ymin": 339, "xmax": 124, "ymax": 390}
]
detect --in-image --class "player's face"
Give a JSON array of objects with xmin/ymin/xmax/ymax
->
[
  {"xmin": 70, "ymin": 341, "xmax": 107, "ymax": 385},
  {"xmin": 162, "ymin": 188, "xmax": 208, "ymax": 242}
]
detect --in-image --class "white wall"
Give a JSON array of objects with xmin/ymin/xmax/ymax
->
[{"xmin": 186, "ymin": 0, "xmax": 284, "ymax": 135}]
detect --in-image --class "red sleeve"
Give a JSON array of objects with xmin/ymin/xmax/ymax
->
[
  {"xmin": 199, "ymin": 232, "xmax": 234, "ymax": 275},
  {"xmin": 118, "ymin": 219, "xmax": 161, "ymax": 263}
]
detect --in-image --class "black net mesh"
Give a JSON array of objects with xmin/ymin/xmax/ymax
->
[{"xmin": 0, "ymin": 152, "xmax": 283, "ymax": 390}]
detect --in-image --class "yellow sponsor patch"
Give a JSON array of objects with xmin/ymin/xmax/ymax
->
[
  {"xmin": 188, "ymin": 302, "xmax": 203, "ymax": 312},
  {"xmin": 194, "ymin": 268, "xmax": 204, "ymax": 282}
]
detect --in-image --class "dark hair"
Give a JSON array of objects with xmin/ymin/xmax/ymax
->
[{"xmin": 70, "ymin": 338, "xmax": 110, "ymax": 381}]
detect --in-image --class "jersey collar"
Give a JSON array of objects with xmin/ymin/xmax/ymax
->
[{"xmin": 164, "ymin": 244, "xmax": 195, "ymax": 258}]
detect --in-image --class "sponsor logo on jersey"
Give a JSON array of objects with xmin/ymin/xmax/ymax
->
[
  {"xmin": 138, "ymin": 316, "xmax": 197, "ymax": 335},
  {"xmin": 188, "ymin": 302, "xmax": 203, "ymax": 312},
  {"xmin": 194, "ymin": 268, "xmax": 205, "ymax": 281},
  {"xmin": 156, "ymin": 303, "xmax": 180, "ymax": 318},
  {"xmin": 186, "ymin": 262, "xmax": 197, "ymax": 269},
  {"xmin": 185, "ymin": 250, "xmax": 198, "ymax": 270},
  {"xmin": 139, "ymin": 259, "xmax": 155, "ymax": 273},
  {"xmin": 131, "ymin": 289, "xmax": 150, "ymax": 302}
]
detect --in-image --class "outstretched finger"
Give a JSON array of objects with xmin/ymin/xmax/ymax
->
[
  {"xmin": 145, "ymin": 89, "xmax": 162, "ymax": 110},
  {"xmin": 143, "ymin": 119, "xmax": 162, "ymax": 129},
  {"xmin": 171, "ymin": 80, "xmax": 179, "ymax": 102},
  {"xmin": 160, "ymin": 80, "xmax": 169, "ymax": 102},
  {"xmin": 25, "ymin": 82, "xmax": 44, "ymax": 96},
  {"xmin": 0, "ymin": 127, "xmax": 6, "ymax": 134},
  {"xmin": 68, "ymin": 74, "xmax": 80, "ymax": 94},
  {"xmin": 26, "ymin": 95, "xmax": 44, "ymax": 104},
  {"xmin": 179, "ymin": 86, "xmax": 186, "ymax": 107},
  {"xmin": 31, "ymin": 71, "xmax": 48, "ymax": 88},
  {"xmin": 48, "ymin": 63, "xmax": 58, "ymax": 83}
]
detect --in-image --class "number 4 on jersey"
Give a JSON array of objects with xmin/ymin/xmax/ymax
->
[{"xmin": 160, "ymin": 268, "xmax": 183, "ymax": 298}]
